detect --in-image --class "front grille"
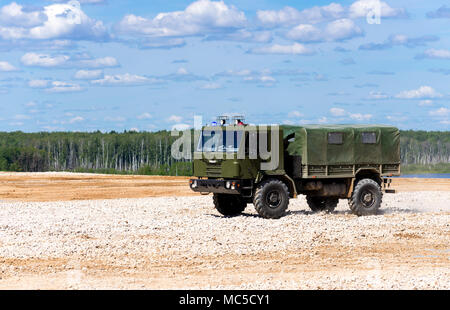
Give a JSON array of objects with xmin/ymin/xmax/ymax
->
[{"xmin": 206, "ymin": 164, "xmax": 222, "ymax": 177}]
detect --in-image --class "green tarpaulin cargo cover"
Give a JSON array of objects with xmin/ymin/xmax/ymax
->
[{"xmin": 284, "ymin": 125, "xmax": 400, "ymax": 165}]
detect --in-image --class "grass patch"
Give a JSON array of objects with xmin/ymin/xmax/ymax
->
[{"xmin": 402, "ymin": 163, "xmax": 450, "ymax": 174}]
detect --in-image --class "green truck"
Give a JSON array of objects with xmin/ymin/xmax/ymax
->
[{"xmin": 189, "ymin": 121, "xmax": 400, "ymax": 219}]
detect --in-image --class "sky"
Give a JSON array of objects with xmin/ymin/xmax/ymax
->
[{"xmin": 0, "ymin": 0, "xmax": 449, "ymax": 132}]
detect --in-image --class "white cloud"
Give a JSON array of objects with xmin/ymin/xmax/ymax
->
[
  {"xmin": 349, "ymin": 113, "xmax": 373, "ymax": 121},
  {"xmin": 257, "ymin": 1, "xmax": 405, "ymax": 28},
  {"xmin": 74, "ymin": 69, "xmax": 103, "ymax": 80},
  {"xmin": 177, "ymin": 67, "xmax": 189, "ymax": 75},
  {"xmin": 419, "ymin": 100, "xmax": 433, "ymax": 107},
  {"xmin": 137, "ymin": 112, "xmax": 152, "ymax": 120},
  {"xmin": 367, "ymin": 91, "xmax": 389, "ymax": 100},
  {"xmin": 207, "ymin": 29, "xmax": 272, "ymax": 43},
  {"xmin": 349, "ymin": 0, "xmax": 406, "ymax": 19},
  {"xmin": 288, "ymin": 111, "xmax": 304, "ymax": 118},
  {"xmin": 0, "ymin": 61, "xmax": 17, "ymax": 71},
  {"xmin": 328, "ymin": 107, "xmax": 373, "ymax": 121},
  {"xmin": 330, "ymin": 107, "xmax": 346, "ymax": 116},
  {"xmin": 167, "ymin": 115, "xmax": 183, "ymax": 123},
  {"xmin": 69, "ymin": 116, "xmax": 84, "ymax": 123},
  {"xmin": 0, "ymin": 2, "xmax": 46, "ymax": 28},
  {"xmin": 250, "ymin": 43, "xmax": 315, "ymax": 55},
  {"xmin": 24, "ymin": 52, "xmax": 118, "ymax": 69},
  {"xmin": 91, "ymin": 73, "xmax": 159, "ymax": 86},
  {"xmin": 244, "ymin": 75, "xmax": 276, "ymax": 84},
  {"xmin": 395, "ymin": 86, "xmax": 443, "ymax": 99},
  {"xmin": 116, "ymin": 0, "xmax": 246, "ymax": 38},
  {"xmin": 14, "ymin": 114, "xmax": 31, "ymax": 120},
  {"xmin": 139, "ymin": 37, "xmax": 186, "ymax": 49},
  {"xmin": 46, "ymin": 81, "xmax": 83, "ymax": 93},
  {"xmin": 0, "ymin": 1, "xmax": 108, "ymax": 40},
  {"xmin": 200, "ymin": 82, "xmax": 222, "ymax": 90},
  {"xmin": 286, "ymin": 24, "xmax": 322, "ymax": 42},
  {"xmin": 429, "ymin": 108, "xmax": 449, "ymax": 117},
  {"xmin": 21, "ymin": 52, "xmax": 69, "ymax": 67},
  {"xmin": 216, "ymin": 69, "xmax": 253, "ymax": 77},
  {"xmin": 78, "ymin": 56, "xmax": 118, "ymax": 68},
  {"xmin": 324, "ymin": 19, "xmax": 363, "ymax": 41},
  {"xmin": 51, "ymin": 0, "xmax": 106, "ymax": 4},
  {"xmin": 318, "ymin": 117, "xmax": 328, "ymax": 124},
  {"xmin": 256, "ymin": 3, "xmax": 345, "ymax": 27},
  {"xmin": 386, "ymin": 115, "xmax": 408, "ymax": 122},
  {"xmin": 420, "ymin": 48, "xmax": 450, "ymax": 60},
  {"xmin": 28, "ymin": 79, "xmax": 50, "ymax": 88},
  {"xmin": 286, "ymin": 18, "xmax": 362, "ymax": 43},
  {"xmin": 25, "ymin": 101, "xmax": 37, "ymax": 107}
]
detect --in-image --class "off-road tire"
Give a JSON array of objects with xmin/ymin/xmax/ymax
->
[
  {"xmin": 213, "ymin": 194, "xmax": 247, "ymax": 217},
  {"xmin": 253, "ymin": 179, "xmax": 289, "ymax": 219},
  {"xmin": 349, "ymin": 178, "xmax": 383, "ymax": 216},
  {"xmin": 306, "ymin": 196, "xmax": 338, "ymax": 212}
]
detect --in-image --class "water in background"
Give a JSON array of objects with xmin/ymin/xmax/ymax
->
[{"xmin": 398, "ymin": 173, "xmax": 450, "ymax": 179}]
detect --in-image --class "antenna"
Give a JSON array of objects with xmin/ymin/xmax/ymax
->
[
  {"xmin": 217, "ymin": 115, "xmax": 229, "ymax": 126},
  {"xmin": 232, "ymin": 115, "xmax": 245, "ymax": 125}
]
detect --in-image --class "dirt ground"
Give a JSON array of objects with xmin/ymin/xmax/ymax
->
[
  {"xmin": 0, "ymin": 172, "xmax": 448, "ymax": 290},
  {"xmin": 0, "ymin": 172, "xmax": 194, "ymax": 201},
  {"xmin": 0, "ymin": 172, "xmax": 448, "ymax": 202}
]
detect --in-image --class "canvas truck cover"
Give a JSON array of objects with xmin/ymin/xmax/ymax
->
[{"xmin": 284, "ymin": 125, "xmax": 400, "ymax": 165}]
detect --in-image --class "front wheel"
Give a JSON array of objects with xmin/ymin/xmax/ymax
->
[
  {"xmin": 349, "ymin": 178, "xmax": 383, "ymax": 216},
  {"xmin": 253, "ymin": 179, "xmax": 289, "ymax": 219},
  {"xmin": 213, "ymin": 194, "xmax": 247, "ymax": 217}
]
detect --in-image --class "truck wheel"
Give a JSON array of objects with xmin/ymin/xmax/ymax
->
[
  {"xmin": 213, "ymin": 194, "xmax": 247, "ymax": 217},
  {"xmin": 349, "ymin": 178, "xmax": 383, "ymax": 216},
  {"xmin": 306, "ymin": 196, "xmax": 338, "ymax": 212},
  {"xmin": 253, "ymin": 179, "xmax": 289, "ymax": 219}
]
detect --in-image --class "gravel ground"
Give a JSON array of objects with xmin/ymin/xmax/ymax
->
[{"xmin": 0, "ymin": 192, "xmax": 449, "ymax": 289}]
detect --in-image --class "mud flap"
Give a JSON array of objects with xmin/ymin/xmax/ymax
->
[{"xmin": 383, "ymin": 178, "xmax": 396, "ymax": 194}]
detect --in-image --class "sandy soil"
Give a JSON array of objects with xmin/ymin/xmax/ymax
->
[
  {"xmin": 0, "ymin": 172, "xmax": 194, "ymax": 202},
  {"xmin": 0, "ymin": 172, "xmax": 448, "ymax": 202},
  {"xmin": 0, "ymin": 172, "xmax": 448, "ymax": 290}
]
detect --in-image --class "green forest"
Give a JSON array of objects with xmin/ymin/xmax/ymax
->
[{"xmin": 0, "ymin": 129, "xmax": 448, "ymax": 175}]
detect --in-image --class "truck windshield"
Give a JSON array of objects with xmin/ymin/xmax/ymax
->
[{"xmin": 197, "ymin": 130, "xmax": 243, "ymax": 152}]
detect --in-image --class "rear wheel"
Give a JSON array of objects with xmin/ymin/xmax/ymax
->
[
  {"xmin": 349, "ymin": 178, "xmax": 382, "ymax": 216},
  {"xmin": 213, "ymin": 194, "xmax": 247, "ymax": 217},
  {"xmin": 306, "ymin": 196, "xmax": 338, "ymax": 212},
  {"xmin": 253, "ymin": 179, "xmax": 289, "ymax": 219}
]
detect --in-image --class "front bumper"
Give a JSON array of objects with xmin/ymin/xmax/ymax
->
[{"xmin": 189, "ymin": 179, "xmax": 241, "ymax": 194}]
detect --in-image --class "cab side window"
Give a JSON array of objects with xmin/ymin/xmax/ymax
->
[
  {"xmin": 328, "ymin": 132, "xmax": 343, "ymax": 145},
  {"xmin": 362, "ymin": 132, "xmax": 377, "ymax": 144}
]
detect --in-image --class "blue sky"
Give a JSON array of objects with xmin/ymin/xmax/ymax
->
[{"xmin": 0, "ymin": 0, "xmax": 449, "ymax": 132}]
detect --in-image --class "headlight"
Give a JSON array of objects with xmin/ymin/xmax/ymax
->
[
  {"xmin": 191, "ymin": 180, "xmax": 198, "ymax": 188},
  {"xmin": 225, "ymin": 181, "xmax": 231, "ymax": 189},
  {"xmin": 231, "ymin": 182, "xmax": 236, "ymax": 190}
]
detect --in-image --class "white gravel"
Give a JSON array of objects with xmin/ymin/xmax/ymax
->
[{"xmin": 0, "ymin": 192, "xmax": 449, "ymax": 289}]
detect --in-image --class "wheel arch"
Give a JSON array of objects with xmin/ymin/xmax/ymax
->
[
  {"xmin": 259, "ymin": 173, "xmax": 297, "ymax": 198},
  {"xmin": 355, "ymin": 168, "xmax": 382, "ymax": 185}
]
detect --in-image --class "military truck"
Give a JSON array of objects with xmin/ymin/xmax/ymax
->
[{"xmin": 189, "ymin": 120, "xmax": 400, "ymax": 219}]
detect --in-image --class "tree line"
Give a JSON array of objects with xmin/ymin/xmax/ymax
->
[
  {"xmin": 0, "ymin": 130, "xmax": 448, "ymax": 176},
  {"xmin": 0, "ymin": 131, "xmax": 192, "ymax": 176}
]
